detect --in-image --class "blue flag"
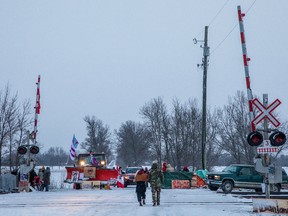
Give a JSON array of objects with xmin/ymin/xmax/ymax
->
[{"xmin": 70, "ymin": 135, "xmax": 79, "ymax": 161}]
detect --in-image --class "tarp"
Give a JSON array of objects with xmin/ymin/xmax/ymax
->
[
  {"xmin": 196, "ymin": 170, "xmax": 208, "ymax": 180},
  {"xmin": 0, "ymin": 173, "xmax": 17, "ymax": 193},
  {"xmin": 162, "ymin": 172, "xmax": 194, "ymax": 189}
]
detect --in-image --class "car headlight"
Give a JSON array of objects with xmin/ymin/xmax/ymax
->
[
  {"xmin": 100, "ymin": 160, "xmax": 106, "ymax": 165},
  {"xmin": 80, "ymin": 160, "xmax": 85, "ymax": 166},
  {"xmin": 124, "ymin": 176, "xmax": 129, "ymax": 180},
  {"xmin": 214, "ymin": 175, "xmax": 221, "ymax": 180}
]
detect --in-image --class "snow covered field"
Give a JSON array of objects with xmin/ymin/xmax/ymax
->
[{"xmin": 0, "ymin": 167, "xmax": 258, "ymax": 216}]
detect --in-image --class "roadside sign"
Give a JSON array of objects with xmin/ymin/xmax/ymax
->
[
  {"xmin": 252, "ymin": 98, "xmax": 281, "ymax": 127},
  {"xmin": 257, "ymin": 147, "xmax": 278, "ymax": 154}
]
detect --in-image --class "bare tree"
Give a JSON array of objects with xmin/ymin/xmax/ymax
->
[
  {"xmin": 116, "ymin": 121, "xmax": 151, "ymax": 167},
  {"xmin": 81, "ymin": 116, "xmax": 113, "ymax": 161},
  {"xmin": 6, "ymin": 92, "xmax": 19, "ymax": 171},
  {"xmin": 140, "ymin": 97, "xmax": 169, "ymax": 167},
  {"xmin": 169, "ymin": 99, "xmax": 220, "ymax": 171},
  {"xmin": 14, "ymin": 100, "xmax": 33, "ymax": 168},
  {"xmin": 37, "ymin": 147, "xmax": 68, "ymax": 166},
  {"xmin": 0, "ymin": 85, "xmax": 18, "ymax": 171},
  {"xmin": 205, "ymin": 108, "xmax": 223, "ymax": 170},
  {"xmin": 218, "ymin": 91, "xmax": 256, "ymax": 164},
  {"xmin": 169, "ymin": 99, "xmax": 191, "ymax": 170},
  {"xmin": 0, "ymin": 85, "xmax": 33, "ymax": 172}
]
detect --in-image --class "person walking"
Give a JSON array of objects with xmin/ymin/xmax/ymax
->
[
  {"xmin": 144, "ymin": 167, "xmax": 149, "ymax": 188},
  {"xmin": 42, "ymin": 167, "xmax": 51, "ymax": 191},
  {"xmin": 149, "ymin": 161, "xmax": 164, "ymax": 206},
  {"xmin": 135, "ymin": 168, "xmax": 148, "ymax": 206}
]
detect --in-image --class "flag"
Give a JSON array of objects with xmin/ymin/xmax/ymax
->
[
  {"xmin": 90, "ymin": 151, "xmax": 99, "ymax": 166},
  {"xmin": 117, "ymin": 176, "xmax": 124, "ymax": 189},
  {"xmin": 70, "ymin": 135, "xmax": 79, "ymax": 161}
]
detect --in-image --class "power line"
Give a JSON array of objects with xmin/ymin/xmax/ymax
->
[
  {"xmin": 210, "ymin": 23, "xmax": 238, "ymax": 56},
  {"xmin": 208, "ymin": 0, "xmax": 229, "ymax": 27},
  {"xmin": 210, "ymin": 0, "xmax": 257, "ymax": 56},
  {"xmin": 193, "ymin": 0, "xmax": 229, "ymax": 39}
]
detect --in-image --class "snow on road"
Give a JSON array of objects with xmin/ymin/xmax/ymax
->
[{"xmin": 0, "ymin": 186, "xmax": 254, "ymax": 216}]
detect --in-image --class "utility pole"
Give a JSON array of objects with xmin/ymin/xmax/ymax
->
[
  {"xmin": 201, "ymin": 26, "xmax": 209, "ymax": 170},
  {"xmin": 262, "ymin": 94, "xmax": 270, "ymax": 198}
]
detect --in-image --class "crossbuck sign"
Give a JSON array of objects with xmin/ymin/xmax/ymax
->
[{"xmin": 251, "ymin": 98, "xmax": 281, "ymax": 127}]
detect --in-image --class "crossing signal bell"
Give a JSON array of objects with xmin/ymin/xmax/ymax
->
[
  {"xmin": 247, "ymin": 131, "xmax": 263, "ymax": 146},
  {"xmin": 269, "ymin": 131, "xmax": 286, "ymax": 146}
]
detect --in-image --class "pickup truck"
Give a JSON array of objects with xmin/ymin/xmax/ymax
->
[{"xmin": 206, "ymin": 164, "xmax": 288, "ymax": 194}]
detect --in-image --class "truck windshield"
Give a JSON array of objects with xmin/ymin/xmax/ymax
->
[
  {"xmin": 78, "ymin": 154, "xmax": 105, "ymax": 166},
  {"xmin": 126, "ymin": 167, "xmax": 141, "ymax": 174}
]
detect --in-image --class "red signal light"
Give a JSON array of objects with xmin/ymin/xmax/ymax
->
[
  {"xmin": 269, "ymin": 131, "xmax": 286, "ymax": 146},
  {"xmin": 247, "ymin": 131, "xmax": 263, "ymax": 146},
  {"xmin": 17, "ymin": 146, "xmax": 27, "ymax": 155},
  {"xmin": 29, "ymin": 145, "xmax": 39, "ymax": 154}
]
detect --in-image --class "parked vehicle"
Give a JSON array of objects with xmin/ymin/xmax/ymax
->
[
  {"xmin": 65, "ymin": 152, "xmax": 118, "ymax": 189},
  {"xmin": 123, "ymin": 167, "xmax": 142, "ymax": 187},
  {"xmin": 206, "ymin": 164, "xmax": 288, "ymax": 194}
]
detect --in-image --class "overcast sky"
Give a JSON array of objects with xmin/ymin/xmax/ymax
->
[{"xmin": 0, "ymin": 0, "xmax": 287, "ymax": 152}]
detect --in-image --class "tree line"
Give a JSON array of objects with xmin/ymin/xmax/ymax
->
[{"xmin": 1, "ymin": 84, "xmax": 287, "ymax": 172}]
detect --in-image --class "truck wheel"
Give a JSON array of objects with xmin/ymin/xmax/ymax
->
[
  {"xmin": 255, "ymin": 188, "xmax": 262, "ymax": 193},
  {"xmin": 208, "ymin": 185, "xmax": 219, "ymax": 191},
  {"xmin": 270, "ymin": 184, "xmax": 280, "ymax": 193},
  {"xmin": 222, "ymin": 180, "xmax": 233, "ymax": 194}
]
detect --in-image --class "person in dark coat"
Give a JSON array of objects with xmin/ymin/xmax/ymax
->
[
  {"xmin": 149, "ymin": 161, "xmax": 164, "ymax": 206},
  {"xmin": 29, "ymin": 169, "xmax": 37, "ymax": 189},
  {"xmin": 135, "ymin": 168, "xmax": 148, "ymax": 206},
  {"xmin": 42, "ymin": 167, "xmax": 51, "ymax": 191}
]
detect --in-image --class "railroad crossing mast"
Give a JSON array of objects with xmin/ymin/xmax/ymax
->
[{"xmin": 237, "ymin": 5, "xmax": 286, "ymax": 199}]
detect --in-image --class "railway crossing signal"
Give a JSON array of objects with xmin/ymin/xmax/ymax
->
[
  {"xmin": 247, "ymin": 131, "xmax": 263, "ymax": 146},
  {"xmin": 17, "ymin": 145, "xmax": 39, "ymax": 155},
  {"xmin": 247, "ymin": 97, "xmax": 286, "ymax": 147},
  {"xmin": 252, "ymin": 98, "xmax": 281, "ymax": 127},
  {"xmin": 17, "ymin": 146, "xmax": 28, "ymax": 155},
  {"xmin": 247, "ymin": 131, "xmax": 286, "ymax": 147},
  {"xmin": 29, "ymin": 145, "xmax": 39, "ymax": 154},
  {"xmin": 269, "ymin": 131, "xmax": 286, "ymax": 146}
]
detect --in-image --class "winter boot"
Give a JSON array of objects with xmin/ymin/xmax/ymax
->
[
  {"xmin": 153, "ymin": 202, "xmax": 156, "ymax": 206},
  {"xmin": 139, "ymin": 201, "xmax": 143, "ymax": 206},
  {"xmin": 157, "ymin": 201, "xmax": 160, "ymax": 206},
  {"xmin": 142, "ymin": 199, "xmax": 146, "ymax": 205}
]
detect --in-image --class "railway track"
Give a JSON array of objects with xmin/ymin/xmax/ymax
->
[{"xmin": 228, "ymin": 191, "xmax": 288, "ymax": 199}]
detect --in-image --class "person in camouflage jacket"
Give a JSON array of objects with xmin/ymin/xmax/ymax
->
[{"xmin": 148, "ymin": 161, "xmax": 164, "ymax": 206}]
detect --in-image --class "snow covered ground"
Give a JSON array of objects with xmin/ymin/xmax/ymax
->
[
  {"xmin": 0, "ymin": 167, "xmax": 258, "ymax": 216},
  {"xmin": 0, "ymin": 187, "xmax": 254, "ymax": 216}
]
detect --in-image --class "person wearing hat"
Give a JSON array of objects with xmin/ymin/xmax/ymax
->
[
  {"xmin": 149, "ymin": 161, "xmax": 164, "ymax": 206},
  {"xmin": 183, "ymin": 166, "xmax": 189, "ymax": 172}
]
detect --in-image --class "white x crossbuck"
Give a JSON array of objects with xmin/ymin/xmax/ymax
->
[{"xmin": 252, "ymin": 98, "xmax": 281, "ymax": 127}]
